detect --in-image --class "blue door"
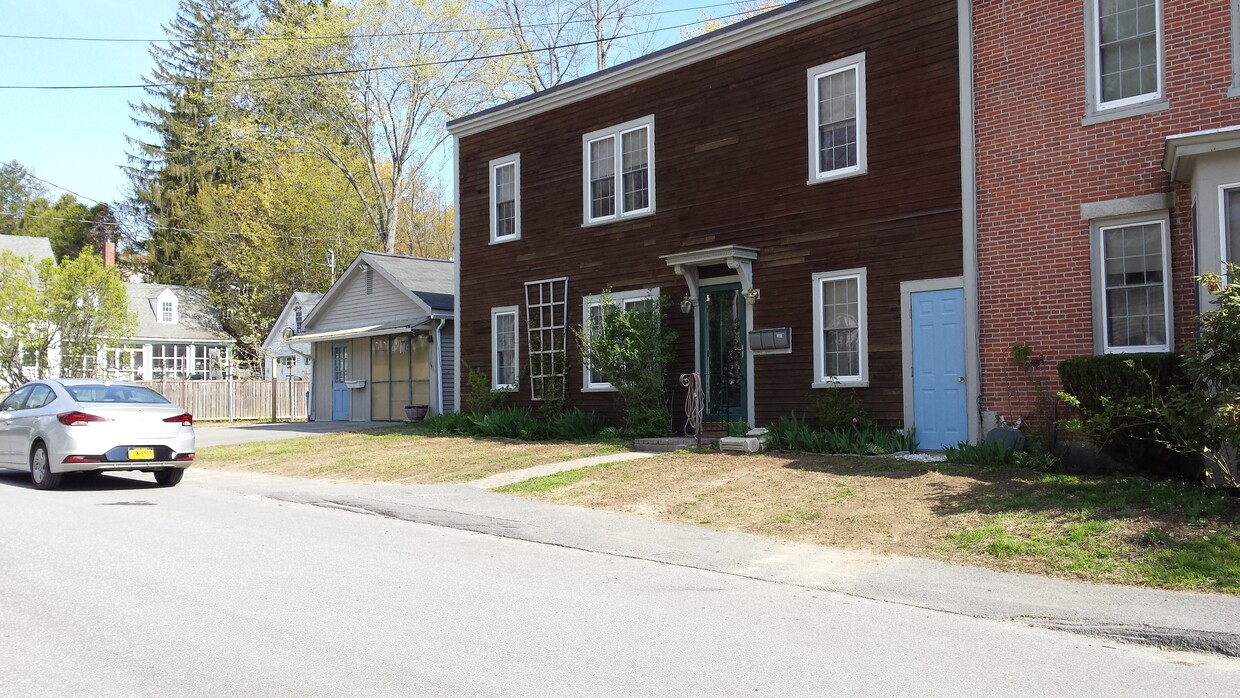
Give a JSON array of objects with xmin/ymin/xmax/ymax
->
[
  {"xmin": 911, "ymin": 288, "xmax": 967, "ymax": 450},
  {"xmin": 332, "ymin": 342, "xmax": 351, "ymax": 421}
]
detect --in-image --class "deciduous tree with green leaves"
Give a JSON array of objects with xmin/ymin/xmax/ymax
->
[{"xmin": 0, "ymin": 250, "xmax": 132, "ymax": 387}]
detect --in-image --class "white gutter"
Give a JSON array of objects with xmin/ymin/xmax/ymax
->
[{"xmin": 433, "ymin": 318, "xmax": 447, "ymax": 415}]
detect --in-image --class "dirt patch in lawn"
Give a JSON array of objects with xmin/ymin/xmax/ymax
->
[
  {"xmin": 195, "ymin": 425, "xmax": 624, "ymax": 484},
  {"xmin": 513, "ymin": 450, "xmax": 1240, "ymax": 592}
]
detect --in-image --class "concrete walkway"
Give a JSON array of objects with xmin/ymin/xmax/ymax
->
[
  {"xmin": 464, "ymin": 451, "xmax": 656, "ymax": 489},
  {"xmin": 194, "ymin": 421, "xmax": 394, "ymax": 448}
]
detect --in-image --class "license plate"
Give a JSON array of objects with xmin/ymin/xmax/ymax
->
[{"xmin": 128, "ymin": 448, "xmax": 155, "ymax": 460}]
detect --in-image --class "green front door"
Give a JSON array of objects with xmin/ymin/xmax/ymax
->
[{"xmin": 699, "ymin": 284, "xmax": 747, "ymax": 424}]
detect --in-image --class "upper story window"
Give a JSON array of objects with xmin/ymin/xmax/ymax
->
[
  {"xmin": 490, "ymin": 154, "xmax": 521, "ymax": 243},
  {"xmin": 1086, "ymin": 0, "xmax": 1164, "ymax": 118},
  {"xmin": 156, "ymin": 288, "xmax": 178, "ymax": 324},
  {"xmin": 812, "ymin": 268, "xmax": 868, "ymax": 387},
  {"xmin": 582, "ymin": 115, "xmax": 654, "ymax": 225},
  {"xmin": 1092, "ymin": 216, "xmax": 1172, "ymax": 353},
  {"xmin": 807, "ymin": 53, "xmax": 867, "ymax": 184}
]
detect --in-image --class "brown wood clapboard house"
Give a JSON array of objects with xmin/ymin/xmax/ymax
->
[{"xmin": 448, "ymin": 0, "xmax": 978, "ymax": 449}]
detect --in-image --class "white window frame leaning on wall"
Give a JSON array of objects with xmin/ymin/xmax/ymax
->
[
  {"xmin": 812, "ymin": 268, "xmax": 868, "ymax": 387},
  {"xmin": 807, "ymin": 52, "xmax": 867, "ymax": 185},
  {"xmin": 491, "ymin": 306, "xmax": 520, "ymax": 390},
  {"xmin": 581, "ymin": 287, "xmax": 659, "ymax": 392},
  {"xmin": 490, "ymin": 153, "xmax": 521, "ymax": 243},
  {"xmin": 1084, "ymin": 0, "xmax": 1165, "ymax": 120},
  {"xmin": 1092, "ymin": 214, "xmax": 1173, "ymax": 354},
  {"xmin": 582, "ymin": 115, "xmax": 655, "ymax": 225}
]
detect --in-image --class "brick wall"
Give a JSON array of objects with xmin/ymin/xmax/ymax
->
[{"xmin": 973, "ymin": 0, "xmax": 1238, "ymax": 426}]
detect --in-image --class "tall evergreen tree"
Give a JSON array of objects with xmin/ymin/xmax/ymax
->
[{"xmin": 126, "ymin": 0, "xmax": 251, "ymax": 286}]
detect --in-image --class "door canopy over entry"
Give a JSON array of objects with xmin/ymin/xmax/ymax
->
[{"xmin": 660, "ymin": 245, "xmax": 760, "ymax": 311}]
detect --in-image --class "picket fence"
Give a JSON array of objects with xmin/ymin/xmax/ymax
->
[{"xmin": 136, "ymin": 379, "xmax": 309, "ymax": 422}]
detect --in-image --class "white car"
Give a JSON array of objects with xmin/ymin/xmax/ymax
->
[{"xmin": 0, "ymin": 379, "xmax": 195, "ymax": 490}]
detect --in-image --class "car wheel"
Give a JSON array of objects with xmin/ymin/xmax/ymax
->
[
  {"xmin": 30, "ymin": 443, "xmax": 62, "ymax": 490},
  {"xmin": 153, "ymin": 468, "xmax": 184, "ymax": 487}
]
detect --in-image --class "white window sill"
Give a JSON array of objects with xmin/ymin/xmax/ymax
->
[
  {"xmin": 489, "ymin": 235, "xmax": 520, "ymax": 245},
  {"xmin": 1101, "ymin": 345, "xmax": 1171, "ymax": 355},
  {"xmin": 807, "ymin": 166, "xmax": 867, "ymax": 187},
  {"xmin": 581, "ymin": 208, "xmax": 656, "ymax": 228},
  {"xmin": 581, "ymin": 385, "xmax": 618, "ymax": 393},
  {"xmin": 813, "ymin": 379, "xmax": 869, "ymax": 389},
  {"xmin": 1229, "ymin": 84, "xmax": 1240, "ymax": 99},
  {"xmin": 1081, "ymin": 98, "xmax": 1169, "ymax": 126}
]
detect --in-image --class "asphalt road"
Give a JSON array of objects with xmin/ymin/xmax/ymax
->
[{"xmin": 2, "ymin": 469, "xmax": 1238, "ymax": 697}]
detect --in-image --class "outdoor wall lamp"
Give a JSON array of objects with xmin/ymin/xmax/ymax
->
[
  {"xmin": 680, "ymin": 295, "xmax": 696, "ymax": 314},
  {"xmin": 746, "ymin": 288, "xmax": 761, "ymax": 305}
]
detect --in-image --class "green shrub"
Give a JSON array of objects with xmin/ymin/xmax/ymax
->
[
  {"xmin": 548, "ymin": 408, "xmax": 608, "ymax": 440},
  {"xmin": 469, "ymin": 407, "xmax": 545, "ymax": 440},
  {"xmin": 765, "ymin": 415, "xmax": 915, "ymax": 455},
  {"xmin": 944, "ymin": 440, "xmax": 1017, "ymax": 467},
  {"xmin": 462, "ymin": 364, "xmax": 513, "ymax": 416},
  {"xmin": 1057, "ymin": 353, "xmax": 1192, "ymax": 477},
  {"xmin": 422, "ymin": 412, "xmax": 473, "ymax": 436},
  {"xmin": 814, "ymin": 389, "xmax": 867, "ymax": 430}
]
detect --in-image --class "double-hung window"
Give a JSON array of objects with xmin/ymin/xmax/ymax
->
[
  {"xmin": 582, "ymin": 288, "xmax": 658, "ymax": 391},
  {"xmin": 807, "ymin": 53, "xmax": 866, "ymax": 184},
  {"xmin": 491, "ymin": 306, "xmax": 519, "ymax": 390},
  {"xmin": 582, "ymin": 116, "xmax": 654, "ymax": 224},
  {"xmin": 1223, "ymin": 184, "xmax": 1240, "ymax": 270},
  {"xmin": 490, "ymin": 154, "xmax": 520, "ymax": 243},
  {"xmin": 812, "ymin": 269, "xmax": 868, "ymax": 387},
  {"xmin": 1087, "ymin": 0, "xmax": 1164, "ymax": 116},
  {"xmin": 1093, "ymin": 217, "xmax": 1172, "ymax": 353}
]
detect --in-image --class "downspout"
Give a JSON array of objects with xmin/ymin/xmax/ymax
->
[
  {"xmin": 959, "ymin": 0, "xmax": 982, "ymax": 443},
  {"xmin": 433, "ymin": 318, "xmax": 447, "ymax": 415}
]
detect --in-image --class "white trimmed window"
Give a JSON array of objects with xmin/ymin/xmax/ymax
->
[
  {"xmin": 582, "ymin": 115, "xmax": 654, "ymax": 225},
  {"xmin": 581, "ymin": 288, "xmax": 659, "ymax": 391},
  {"xmin": 491, "ymin": 306, "xmax": 519, "ymax": 390},
  {"xmin": 1223, "ymin": 183, "xmax": 1240, "ymax": 269},
  {"xmin": 156, "ymin": 288, "xmax": 178, "ymax": 324},
  {"xmin": 490, "ymin": 154, "xmax": 520, "ymax": 243},
  {"xmin": 812, "ymin": 269, "xmax": 868, "ymax": 387},
  {"xmin": 1087, "ymin": 0, "xmax": 1164, "ymax": 114},
  {"xmin": 1093, "ymin": 217, "xmax": 1172, "ymax": 353},
  {"xmin": 807, "ymin": 53, "xmax": 866, "ymax": 184}
]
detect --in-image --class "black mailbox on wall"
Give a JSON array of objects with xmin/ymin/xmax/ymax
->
[{"xmin": 748, "ymin": 327, "xmax": 791, "ymax": 353}]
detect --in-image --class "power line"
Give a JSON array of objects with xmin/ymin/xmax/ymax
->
[
  {"xmin": 0, "ymin": 2, "xmax": 762, "ymax": 44},
  {"xmin": 22, "ymin": 173, "xmax": 104, "ymax": 206},
  {"xmin": 0, "ymin": 8, "xmax": 764, "ymax": 90}
]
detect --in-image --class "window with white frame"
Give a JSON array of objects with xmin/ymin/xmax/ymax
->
[
  {"xmin": 807, "ymin": 53, "xmax": 866, "ymax": 184},
  {"xmin": 581, "ymin": 288, "xmax": 658, "ymax": 391},
  {"xmin": 812, "ymin": 269, "xmax": 868, "ymax": 387},
  {"xmin": 583, "ymin": 115, "xmax": 654, "ymax": 224},
  {"xmin": 1087, "ymin": 0, "xmax": 1163, "ymax": 113},
  {"xmin": 491, "ymin": 306, "xmax": 519, "ymax": 390},
  {"xmin": 1223, "ymin": 184, "xmax": 1240, "ymax": 269},
  {"xmin": 1094, "ymin": 217, "xmax": 1172, "ymax": 353},
  {"xmin": 490, "ymin": 154, "xmax": 520, "ymax": 243}
]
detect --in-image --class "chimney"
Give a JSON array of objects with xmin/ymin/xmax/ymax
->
[{"xmin": 104, "ymin": 237, "xmax": 116, "ymax": 268}]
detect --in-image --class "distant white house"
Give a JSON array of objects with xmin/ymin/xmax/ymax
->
[
  {"xmin": 0, "ymin": 234, "xmax": 57, "ymax": 387},
  {"xmin": 73, "ymin": 283, "xmax": 237, "ymax": 382},
  {"xmin": 261, "ymin": 291, "xmax": 322, "ymax": 381}
]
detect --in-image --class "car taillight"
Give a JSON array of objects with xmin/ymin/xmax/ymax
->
[
  {"xmin": 57, "ymin": 411, "xmax": 111, "ymax": 426},
  {"xmin": 163, "ymin": 413, "xmax": 193, "ymax": 426}
]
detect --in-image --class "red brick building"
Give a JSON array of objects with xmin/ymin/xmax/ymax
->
[{"xmin": 973, "ymin": 0, "xmax": 1240, "ymax": 430}]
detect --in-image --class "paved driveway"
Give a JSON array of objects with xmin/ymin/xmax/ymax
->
[{"xmin": 194, "ymin": 421, "xmax": 394, "ymax": 448}]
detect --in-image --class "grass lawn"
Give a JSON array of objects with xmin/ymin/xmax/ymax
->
[
  {"xmin": 502, "ymin": 450, "xmax": 1240, "ymax": 594},
  {"xmin": 195, "ymin": 423, "xmax": 625, "ymax": 484},
  {"xmin": 197, "ymin": 425, "xmax": 1240, "ymax": 593}
]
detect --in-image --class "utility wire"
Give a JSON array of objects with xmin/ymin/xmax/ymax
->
[
  {"xmin": 0, "ymin": 8, "xmax": 764, "ymax": 90},
  {"xmin": 0, "ymin": 1, "xmax": 771, "ymax": 44}
]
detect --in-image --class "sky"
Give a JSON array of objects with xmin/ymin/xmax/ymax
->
[{"xmin": 0, "ymin": 0, "xmax": 747, "ymax": 210}]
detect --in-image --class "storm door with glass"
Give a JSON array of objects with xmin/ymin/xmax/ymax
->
[{"xmin": 699, "ymin": 284, "xmax": 747, "ymax": 424}]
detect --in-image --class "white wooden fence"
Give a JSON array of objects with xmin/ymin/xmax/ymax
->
[{"xmin": 137, "ymin": 379, "xmax": 309, "ymax": 422}]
